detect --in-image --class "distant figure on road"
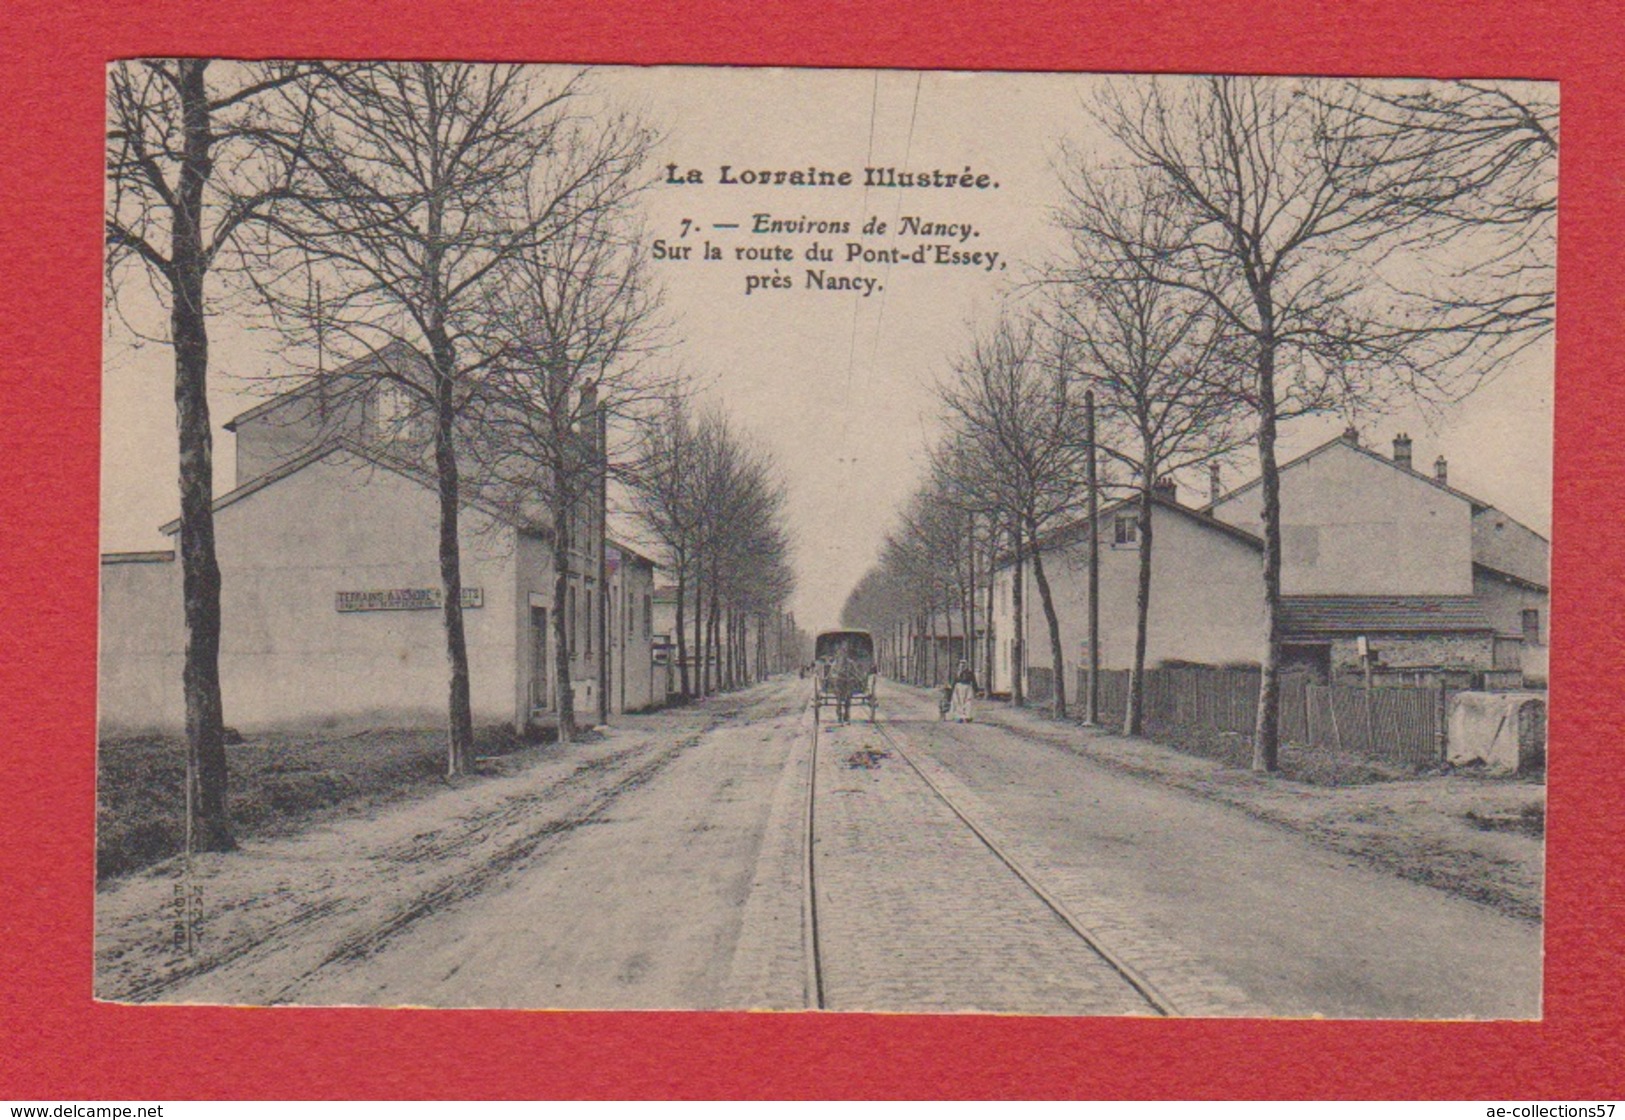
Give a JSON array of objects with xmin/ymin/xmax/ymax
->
[{"xmin": 949, "ymin": 659, "xmax": 977, "ymax": 723}]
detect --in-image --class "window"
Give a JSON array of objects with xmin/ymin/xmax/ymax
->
[
  {"xmin": 1522, "ymin": 608, "xmax": 1541, "ymax": 647},
  {"xmin": 373, "ymin": 383, "xmax": 426, "ymax": 441},
  {"xmin": 584, "ymin": 590, "xmax": 594, "ymax": 655},
  {"xmin": 1113, "ymin": 514, "xmax": 1138, "ymax": 546},
  {"xmin": 644, "ymin": 593, "xmax": 653, "ymax": 639}
]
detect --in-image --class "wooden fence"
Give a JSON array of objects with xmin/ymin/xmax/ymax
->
[{"xmin": 1082, "ymin": 666, "xmax": 1446, "ymax": 769}]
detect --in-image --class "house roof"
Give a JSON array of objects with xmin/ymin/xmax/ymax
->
[
  {"xmin": 1206, "ymin": 432, "xmax": 1553, "ymax": 543},
  {"xmin": 101, "ymin": 550, "xmax": 175, "ymax": 564},
  {"xmin": 159, "ymin": 438, "xmax": 546, "ymax": 537},
  {"xmin": 608, "ymin": 538, "xmax": 659, "ymax": 569},
  {"xmin": 995, "ymin": 492, "xmax": 1262, "ymax": 572},
  {"xmin": 1280, "ymin": 595, "xmax": 1495, "ymax": 636},
  {"xmin": 1473, "ymin": 561, "xmax": 1548, "ymax": 593},
  {"xmin": 223, "ymin": 340, "xmax": 427, "ymax": 432}
]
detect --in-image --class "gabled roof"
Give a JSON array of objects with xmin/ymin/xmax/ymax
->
[
  {"xmin": 608, "ymin": 539, "xmax": 659, "ymax": 569},
  {"xmin": 223, "ymin": 340, "xmax": 428, "ymax": 432},
  {"xmin": 1208, "ymin": 432, "xmax": 1551, "ymax": 551},
  {"xmin": 1209, "ymin": 432, "xmax": 1494, "ymax": 508},
  {"xmin": 160, "ymin": 438, "xmax": 547, "ymax": 537},
  {"xmin": 1280, "ymin": 595, "xmax": 1494, "ymax": 636},
  {"xmin": 996, "ymin": 491, "xmax": 1262, "ymax": 572}
]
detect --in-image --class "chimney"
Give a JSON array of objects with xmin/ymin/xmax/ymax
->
[
  {"xmin": 1153, "ymin": 476, "xmax": 1178, "ymax": 504},
  {"xmin": 1434, "ymin": 455, "xmax": 1448, "ymax": 486},
  {"xmin": 1341, "ymin": 424, "xmax": 1360, "ymax": 446},
  {"xmin": 1208, "ymin": 462, "xmax": 1222, "ymax": 506},
  {"xmin": 1392, "ymin": 432, "xmax": 1412, "ymax": 471}
]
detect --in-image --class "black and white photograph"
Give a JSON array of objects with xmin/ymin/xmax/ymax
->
[{"xmin": 96, "ymin": 62, "xmax": 1554, "ymax": 1019}]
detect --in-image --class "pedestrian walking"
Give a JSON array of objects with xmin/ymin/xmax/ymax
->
[{"xmin": 949, "ymin": 659, "xmax": 977, "ymax": 722}]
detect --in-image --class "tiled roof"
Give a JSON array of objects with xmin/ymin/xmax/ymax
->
[{"xmin": 1280, "ymin": 595, "xmax": 1494, "ymax": 636}]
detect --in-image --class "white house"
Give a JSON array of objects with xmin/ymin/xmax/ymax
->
[
  {"xmin": 989, "ymin": 492, "xmax": 1266, "ymax": 699},
  {"xmin": 99, "ymin": 343, "xmax": 663, "ymax": 735},
  {"xmin": 1207, "ymin": 429, "xmax": 1549, "ymax": 683}
]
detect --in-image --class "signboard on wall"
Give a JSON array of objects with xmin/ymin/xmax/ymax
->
[{"xmin": 335, "ymin": 588, "xmax": 483, "ymax": 612}]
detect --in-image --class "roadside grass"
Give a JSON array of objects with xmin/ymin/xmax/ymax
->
[
  {"xmin": 1126, "ymin": 723, "xmax": 1422, "ymax": 787},
  {"xmin": 973, "ymin": 696, "xmax": 1546, "ymax": 921},
  {"xmin": 95, "ymin": 723, "xmax": 542, "ymax": 882}
]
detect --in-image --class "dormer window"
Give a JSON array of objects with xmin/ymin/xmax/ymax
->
[{"xmin": 373, "ymin": 383, "xmax": 426, "ymax": 441}]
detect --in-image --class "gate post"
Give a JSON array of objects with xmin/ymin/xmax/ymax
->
[{"xmin": 1435, "ymin": 686, "xmax": 1449, "ymax": 762}]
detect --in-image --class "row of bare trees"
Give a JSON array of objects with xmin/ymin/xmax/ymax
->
[
  {"xmin": 845, "ymin": 75, "xmax": 1555, "ymax": 770},
  {"xmin": 632, "ymin": 400, "xmax": 799, "ymax": 701},
  {"xmin": 105, "ymin": 61, "xmax": 795, "ymax": 850}
]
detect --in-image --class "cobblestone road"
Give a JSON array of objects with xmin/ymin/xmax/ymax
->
[
  {"xmin": 810, "ymin": 716, "xmax": 1153, "ymax": 1015},
  {"xmin": 884, "ymin": 684, "xmax": 1541, "ymax": 1019}
]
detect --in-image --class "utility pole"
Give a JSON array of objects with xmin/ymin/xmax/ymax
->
[{"xmin": 1084, "ymin": 387, "xmax": 1101, "ymax": 726}]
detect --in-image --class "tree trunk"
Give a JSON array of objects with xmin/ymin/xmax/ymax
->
[
  {"xmin": 983, "ymin": 533, "xmax": 996, "ymax": 701},
  {"xmin": 936, "ymin": 598, "xmax": 949, "ymax": 685},
  {"xmin": 551, "ymin": 487, "xmax": 577, "ymax": 745},
  {"xmin": 171, "ymin": 60, "xmax": 233, "ymax": 851},
  {"xmin": 674, "ymin": 549, "xmax": 691, "ymax": 699},
  {"xmin": 1084, "ymin": 389, "xmax": 1100, "ymax": 727},
  {"xmin": 1026, "ymin": 516, "xmax": 1068, "ymax": 721},
  {"xmin": 1125, "ymin": 470, "xmax": 1155, "ymax": 736},
  {"xmin": 966, "ymin": 516, "xmax": 977, "ymax": 688},
  {"xmin": 722, "ymin": 605, "xmax": 734, "ymax": 691},
  {"xmin": 1011, "ymin": 522, "xmax": 1026, "ymax": 708},
  {"xmin": 699, "ymin": 583, "xmax": 714, "ymax": 696},
  {"xmin": 1253, "ymin": 332, "xmax": 1284, "ymax": 773},
  {"xmin": 427, "ymin": 330, "xmax": 475, "ymax": 775},
  {"xmin": 597, "ymin": 411, "xmax": 609, "ymax": 726}
]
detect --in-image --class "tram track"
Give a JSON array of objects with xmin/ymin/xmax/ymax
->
[{"xmin": 799, "ymin": 702, "xmax": 1177, "ymax": 1016}]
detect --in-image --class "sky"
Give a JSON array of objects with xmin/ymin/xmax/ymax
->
[{"xmin": 101, "ymin": 66, "xmax": 1555, "ymax": 632}]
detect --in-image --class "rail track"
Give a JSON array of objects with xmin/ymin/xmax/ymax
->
[{"xmin": 799, "ymin": 700, "xmax": 1179, "ymax": 1016}]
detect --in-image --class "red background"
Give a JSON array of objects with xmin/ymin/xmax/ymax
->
[{"xmin": 2, "ymin": 0, "xmax": 1620, "ymax": 1099}]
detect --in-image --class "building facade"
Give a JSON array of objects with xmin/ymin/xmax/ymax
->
[
  {"xmin": 979, "ymin": 427, "xmax": 1549, "ymax": 703},
  {"xmin": 1207, "ymin": 430, "xmax": 1549, "ymax": 683},
  {"xmin": 99, "ymin": 344, "xmax": 664, "ymax": 734},
  {"xmin": 989, "ymin": 495, "xmax": 1266, "ymax": 699}
]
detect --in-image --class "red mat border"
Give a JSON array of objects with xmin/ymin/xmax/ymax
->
[{"xmin": 2, "ymin": 0, "xmax": 1621, "ymax": 1100}]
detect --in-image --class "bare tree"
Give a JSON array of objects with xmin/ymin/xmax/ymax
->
[
  {"xmin": 474, "ymin": 142, "xmax": 669, "ymax": 742},
  {"xmin": 629, "ymin": 403, "xmax": 796, "ymax": 702},
  {"xmin": 105, "ymin": 59, "xmax": 329, "ymax": 850},
  {"xmin": 1336, "ymin": 79, "xmax": 1557, "ymax": 354},
  {"xmin": 628, "ymin": 398, "xmax": 702, "ymax": 699},
  {"xmin": 1046, "ymin": 169, "xmax": 1250, "ymax": 735},
  {"xmin": 252, "ymin": 63, "xmax": 612, "ymax": 775},
  {"xmin": 1084, "ymin": 75, "xmax": 1545, "ymax": 770},
  {"xmin": 942, "ymin": 315, "xmax": 1090, "ymax": 718}
]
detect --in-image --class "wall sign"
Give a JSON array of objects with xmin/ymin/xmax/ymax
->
[{"xmin": 336, "ymin": 588, "xmax": 483, "ymax": 612}]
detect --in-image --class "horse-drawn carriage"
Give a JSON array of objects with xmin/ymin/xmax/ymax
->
[{"xmin": 812, "ymin": 628, "xmax": 878, "ymax": 724}]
